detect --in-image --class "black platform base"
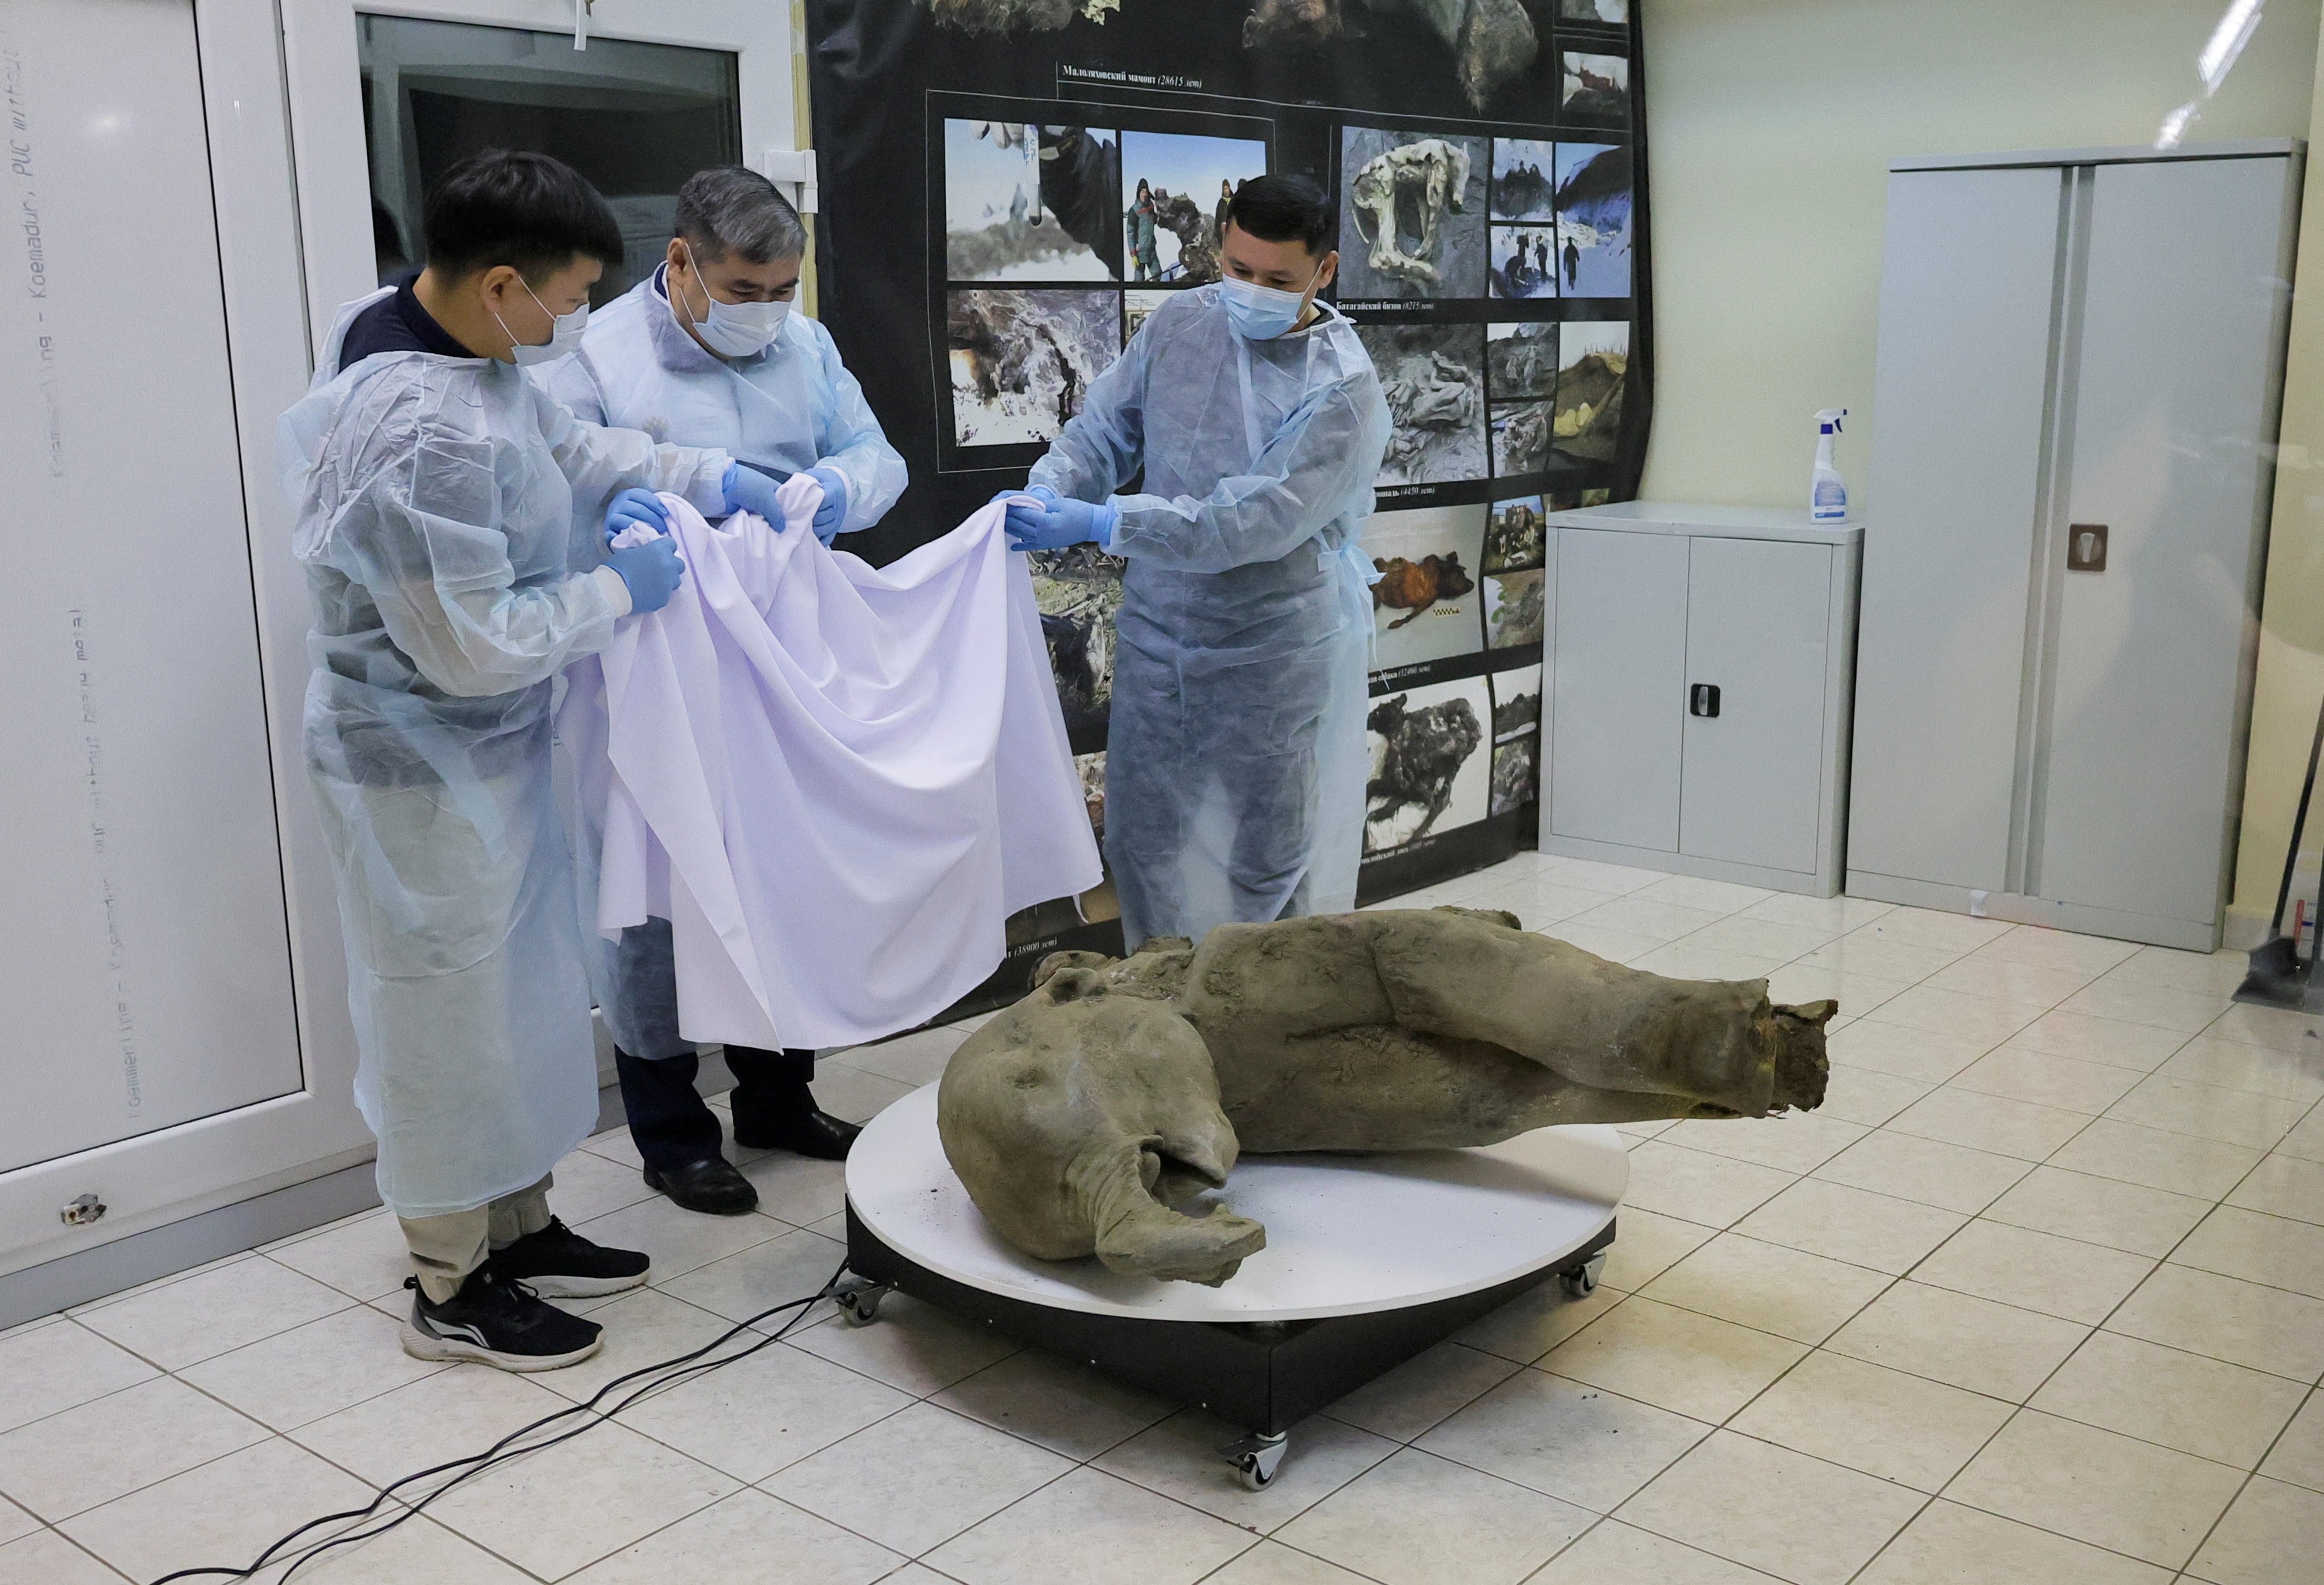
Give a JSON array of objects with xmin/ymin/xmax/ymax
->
[{"xmin": 843, "ymin": 1203, "xmax": 1616, "ymax": 1438}]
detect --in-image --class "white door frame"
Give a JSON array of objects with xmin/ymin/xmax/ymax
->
[
  {"xmin": 281, "ymin": 0, "xmax": 803, "ymax": 354},
  {"xmin": 0, "ymin": 0, "xmax": 375, "ymax": 1281}
]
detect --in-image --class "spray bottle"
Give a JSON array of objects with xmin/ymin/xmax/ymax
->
[{"xmin": 1811, "ymin": 409, "xmax": 1849, "ymax": 522}]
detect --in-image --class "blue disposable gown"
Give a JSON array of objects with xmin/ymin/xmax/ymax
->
[
  {"xmin": 540, "ymin": 269, "xmax": 906, "ymax": 1058},
  {"xmin": 543, "ymin": 268, "xmax": 907, "ymax": 537},
  {"xmin": 1029, "ymin": 285, "xmax": 1392, "ymax": 949},
  {"xmin": 279, "ymin": 290, "xmax": 731, "ymax": 1218}
]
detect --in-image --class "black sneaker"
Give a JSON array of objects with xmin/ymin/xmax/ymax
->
[
  {"xmin": 401, "ymin": 1270, "xmax": 602, "ymax": 1372},
  {"xmin": 487, "ymin": 1217, "xmax": 652, "ymax": 1299}
]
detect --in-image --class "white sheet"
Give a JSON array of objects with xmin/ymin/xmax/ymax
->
[{"xmin": 570, "ymin": 478, "xmax": 1100, "ymax": 1049}]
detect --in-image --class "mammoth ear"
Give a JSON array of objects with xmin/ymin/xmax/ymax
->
[{"xmin": 1777, "ymin": 998, "xmax": 1840, "ymax": 1029}]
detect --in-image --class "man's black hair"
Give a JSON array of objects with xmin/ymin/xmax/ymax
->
[
  {"xmin": 1225, "ymin": 173, "xmax": 1334, "ymax": 256},
  {"xmin": 675, "ymin": 166, "xmax": 808, "ymax": 265},
  {"xmin": 421, "ymin": 148, "xmax": 624, "ymax": 282}
]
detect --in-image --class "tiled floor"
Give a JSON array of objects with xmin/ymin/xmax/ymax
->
[{"xmin": 4, "ymin": 850, "xmax": 2320, "ymax": 1585}]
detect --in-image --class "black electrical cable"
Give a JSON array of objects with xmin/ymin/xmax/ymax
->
[{"xmin": 148, "ymin": 1260, "xmax": 852, "ymax": 1585}]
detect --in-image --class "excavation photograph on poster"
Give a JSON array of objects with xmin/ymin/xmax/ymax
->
[{"xmin": 806, "ymin": 0, "xmax": 1650, "ymax": 973}]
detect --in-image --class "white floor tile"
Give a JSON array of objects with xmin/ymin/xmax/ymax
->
[
  {"xmin": 0, "ymin": 1323, "xmax": 157, "ymax": 1437},
  {"xmin": 2103, "ymin": 1073, "xmax": 2311, "ymax": 1150},
  {"xmin": 0, "ymin": 1375, "xmax": 267, "ymax": 1521},
  {"xmin": 541, "ymin": 1146, "xmax": 664, "ymax": 1224},
  {"xmin": 1824, "ymin": 1281, "xmax": 2089, "ymax": 1402},
  {"xmin": 839, "ymin": 1024, "xmax": 973, "ymax": 1088},
  {"xmin": 2104, "ymin": 1261, "xmax": 2324, "ymax": 1381},
  {"xmin": 1909, "ymin": 1219, "xmax": 2156, "ymax": 1325},
  {"xmin": 783, "ymin": 1291, "xmax": 1018, "ymax": 1396},
  {"xmin": 0, "ymin": 1500, "xmax": 30, "ymax": 1549},
  {"xmin": 1539, "ymin": 1297, "xmax": 1806, "ymax": 1423},
  {"xmin": 1660, "ymin": 1113, "xmax": 1866, "ymax": 1175},
  {"xmin": 289, "ymin": 1363, "xmax": 578, "ymax": 1497},
  {"xmin": 1617, "ymin": 1429, "xmax": 1924, "ymax": 1585},
  {"xmin": 2046, "ymin": 1118, "xmax": 2262, "ymax": 1199},
  {"xmin": 1729, "ymin": 1349, "xmax": 2011, "ymax": 1491},
  {"xmin": 1744, "ymin": 892, "xmax": 1894, "ymax": 934},
  {"xmin": 530, "ymin": 1287, "xmax": 743, "ymax": 1404},
  {"xmin": 177, "ymin": 1305, "xmax": 447, "ymax": 1431},
  {"xmin": 1732, "ymin": 1179, "xmax": 1967, "ymax": 1275},
  {"xmin": 71, "ymin": 1256, "xmax": 352, "ymax": 1372},
  {"xmin": 1543, "ymin": 923, "xmax": 1665, "ymax": 964},
  {"xmin": 2031, "ymin": 1330, "xmax": 2305, "ymax": 1469},
  {"xmin": 1812, "ymin": 1130, "xmax": 2032, "ymax": 1214},
  {"xmin": 933, "ymin": 1348, "xmax": 1174, "ymax": 1461},
  {"xmin": 2187, "ymin": 1476, "xmax": 2324, "ymax": 1585},
  {"xmin": 1525, "ymin": 1519, "xmax": 1786, "ymax": 1584},
  {"xmin": 654, "ymin": 1226, "xmax": 847, "ymax": 1325},
  {"xmin": 421, "ymin": 1420, "xmax": 738, "ymax": 1579},
  {"xmin": 2003, "ymin": 1009, "xmax": 2192, "ymax": 1072},
  {"xmin": 1638, "ymin": 1232, "xmax": 1892, "ymax": 1344},
  {"xmin": 1802, "ymin": 932, "xmax": 1965, "ymax": 986},
  {"xmin": 1921, "ymin": 954, "xmax": 2093, "ymax": 1010},
  {"xmin": 1853, "ymin": 1499, "xmax": 2171, "ymax": 1585},
  {"xmin": 1853, "ymin": 906, "xmax": 2010, "ymax": 954},
  {"xmin": 1948, "ymin": 1046, "xmax": 2145, "ymax": 1114},
  {"xmin": 807, "ymin": 1064, "xmax": 916, "ymax": 1125},
  {"xmin": 1618, "ymin": 1141, "xmax": 1795, "ymax": 1227},
  {"xmin": 0, "ymin": 1528, "xmax": 132, "ymax": 1585},
  {"xmin": 2105, "ymin": 944, "xmax": 2248, "ymax": 997},
  {"xmin": 1812, "ymin": 1063, "xmax": 1936, "ymax": 1128},
  {"xmin": 1563, "ymin": 895, "xmax": 1730, "ymax": 945},
  {"xmin": 1598, "ymin": 1209, "xmax": 1717, "ymax": 1290},
  {"xmin": 1944, "ymin": 1409, "xmax": 2244, "ymax": 1569},
  {"xmin": 572, "ymin": 1196, "xmax": 787, "ymax": 1284},
  {"xmin": 2159, "ymin": 1035, "xmax": 2324, "ymax": 1102},
  {"xmin": 2229, "ymin": 1151, "xmax": 2324, "ymax": 1224},
  {"xmin": 2264, "ymin": 1387, "xmax": 2324, "ymax": 1491},
  {"xmin": 1683, "ymin": 915, "xmax": 1839, "ymax": 962},
  {"xmin": 764, "ymin": 1401, "xmax": 1073, "ymax": 1555},
  {"xmin": 1630, "ymin": 942, "xmax": 1789, "ymax": 984},
  {"xmin": 1321, "ymin": 1340, "xmax": 1518, "ymax": 1442},
  {"xmin": 1824, "ymin": 1022, "xmax": 1988, "ymax": 1085},
  {"xmin": 1275, "ymin": 1447, "xmax": 1589, "ymax": 1585},
  {"xmin": 1979, "ymin": 1165, "xmax": 2211, "ymax": 1256},
  {"xmin": 2171, "ymin": 1204, "xmax": 2324, "ymax": 1297},
  {"xmin": 1456, "ymin": 1275, "xmax": 1624, "ymax": 1364},
  {"xmin": 1417, "ymin": 1369, "xmax": 1712, "ymax": 1512},
  {"xmin": 58, "ymin": 1436, "xmax": 377, "ymax": 1585},
  {"xmin": 1972, "ymin": 926, "xmax": 2140, "ymax": 978},
  {"xmin": 2056, "ymin": 979, "xmax": 2228, "ymax": 1034},
  {"xmin": 609, "ymin": 1336, "xmax": 913, "ymax": 1483},
  {"xmin": 1633, "ymin": 874, "xmax": 1776, "ymax": 914},
  {"xmin": 260, "ymin": 1213, "xmax": 413, "ymax": 1304},
  {"xmin": 2208, "ymin": 1000, "xmax": 2324, "ymax": 1053},
  {"xmin": 1763, "ymin": 962, "xmax": 1915, "ymax": 1019},
  {"xmin": 1885, "ymin": 1085, "xmax": 2090, "ymax": 1161},
  {"xmin": 577, "ymin": 1489, "xmax": 907, "ymax": 1584},
  {"xmin": 926, "ymin": 1467, "xmax": 1257, "ymax": 1585},
  {"xmin": 1096, "ymin": 1407, "xmax": 1394, "ymax": 1535},
  {"xmin": 735, "ymin": 1151, "xmax": 850, "ymax": 1227}
]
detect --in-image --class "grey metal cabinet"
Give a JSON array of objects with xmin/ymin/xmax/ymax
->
[
  {"xmin": 1847, "ymin": 142, "xmax": 2301, "ymax": 950},
  {"xmin": 1545, "ymin": 505, "xmax": 1864, "ymax": 895}
]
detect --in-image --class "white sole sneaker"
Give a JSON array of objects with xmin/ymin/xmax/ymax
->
[
  {"xmin": 400, "ymin": 1321, "xmax": 604, "ymax": 1372},
  {"xmin": 516, "ymin": 1269, "xmax": 652, "ymax": 1300}
]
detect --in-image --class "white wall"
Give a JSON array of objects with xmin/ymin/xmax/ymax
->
[{"xmin": 1637, "ymin": 0, "xmax": 2320, "ymax": 509}]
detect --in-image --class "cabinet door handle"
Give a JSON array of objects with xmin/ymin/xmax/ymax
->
[{"xmin": 1690, "ymin": 683, "xmax": 1721, "ymax": 718}]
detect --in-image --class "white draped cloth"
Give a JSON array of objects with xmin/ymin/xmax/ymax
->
[{"xmin": 566, "ymin": 478, "xmax": 1100, "ymax": 1049}]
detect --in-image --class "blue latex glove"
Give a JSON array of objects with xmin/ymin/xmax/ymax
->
[
  {"xmin": 805, "ymin": 466, "xmax": 850, "ymax": 544},
  {"xmin": 988, "ymin": 483, "xmax": 1059, "ymax": 509},
  {"xmin": 721, "ymin": 460, "xmax": 787, "ymax": 526},
  {"xmin": 603, "ymin": 488, "xmax": 672, "ymax": 547},
  {"xmin": 606, "ymin": 536, "xmax": 686, "ymax": 615},
  {"xmin": 1005, "ymin": 495, "xmax": 1117, "ymax": 553}
]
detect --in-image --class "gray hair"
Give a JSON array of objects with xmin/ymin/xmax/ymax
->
[{"xmin": 674, "ymin": 166, "xmax": 807, "ymax": 265}]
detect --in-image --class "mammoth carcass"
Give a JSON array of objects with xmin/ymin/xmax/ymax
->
[{"xmin": 937, "ymin": 908, "xmax": 1834, "ymax": 1285}]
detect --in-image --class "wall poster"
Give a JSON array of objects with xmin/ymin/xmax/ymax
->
[{"xmin": 806, "ymin": 0, "xmax": 1650, "ymax": 995}]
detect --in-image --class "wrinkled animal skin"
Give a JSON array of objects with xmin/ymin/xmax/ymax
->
[{"xmin": 938, "ymin": 908, "xmax": 1834, "ymax": 1285}]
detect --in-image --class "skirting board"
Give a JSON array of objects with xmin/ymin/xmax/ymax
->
[
  {"xmin": 1542, "ymin": 834, "xmax": 1836, "ymax": 898},
  {"xmin": 1846, "ymin": 870, "xmax": 2222, "ymax": 952},
  {"xmin": 0, "ymin": 1060, "xmax": 742, "ymax": 1333}
]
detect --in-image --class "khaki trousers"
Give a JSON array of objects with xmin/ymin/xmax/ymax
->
[{"xmin": 397, "ymin": 1173, "xmax": 554, "ymax": 1302}]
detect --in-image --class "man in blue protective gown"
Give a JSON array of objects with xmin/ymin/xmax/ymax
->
[
  {"xmin": 543, "ymin": 167, "xmax": 908, "ymax": 1216},
  {"xmin": 282, "ymin": 150, "xmax": 801, "ymax": 1369},
  {"xmin": 1008, "ymin": 174, "xmax": 1392, "ymax": 950}
]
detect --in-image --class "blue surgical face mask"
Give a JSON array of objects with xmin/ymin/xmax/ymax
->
[
  {"xmin": 497, "ymin": 278, "xmax": 587, "ymax": 366},
  {"xmin": 1219, "ymin": 263, "xmax": 1322, "ymax": 341},
  {"xmin": 675, "ymin": 241, "xmax": 792, "ymax": 357}
]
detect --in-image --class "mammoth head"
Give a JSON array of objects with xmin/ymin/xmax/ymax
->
[{"xmin": 937, "ymin": 959, "xmax": 1265, "ymax": 1285}]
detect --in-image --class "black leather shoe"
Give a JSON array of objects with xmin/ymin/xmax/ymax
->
[
  {"xmin": 643, "ymin": 1155, "xmax": 760, "ymax": 1215},
  {"xmin": 733, "ymin": 1107, "xmax": 861, "ymax": 1160}
]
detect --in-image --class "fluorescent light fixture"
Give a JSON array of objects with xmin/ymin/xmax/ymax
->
[{"xmin": 2199, "ymin": 0, "xmax": 2263, "ymax": 90}]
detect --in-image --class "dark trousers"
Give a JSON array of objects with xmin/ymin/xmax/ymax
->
[{"xmin": 615, "ymin": 1044, "xmax": 814, "ymax": 1174}]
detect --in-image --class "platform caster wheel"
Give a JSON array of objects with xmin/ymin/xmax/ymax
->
[
  {"xmin": 1221, "ymin": 1432, "xmax": 1287, "ymax": 1491},
  {"xmin": 834, "ymin": 1281, "xmax": 889, "ymax": 1326},
  {"xmin": 1560, "ymin": 1249, "xmax": 1608, "ymax": 1299}
]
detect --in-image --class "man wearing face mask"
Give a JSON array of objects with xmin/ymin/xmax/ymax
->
[
  {"xmin": 541, "ymin": 166, "xmax": 907, "ymax": 1217},
  {"xmin": 1004, "ymin": 173, "xmax": 1391, "ymax": 952},
  {"xmin": 283, "ymin": 149, "xmax": 795, "ymax": 1370}
]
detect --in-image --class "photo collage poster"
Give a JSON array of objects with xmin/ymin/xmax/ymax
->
[{"xmin": 807, "ymin": 0, "xmax": 1648, "ymax": 986}]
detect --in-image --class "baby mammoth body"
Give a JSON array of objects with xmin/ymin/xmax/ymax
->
[{"xmin": 936, "ymin": 907, "xmax": 1834, "ymax": 1286}]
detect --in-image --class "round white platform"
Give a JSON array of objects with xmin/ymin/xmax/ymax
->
[{"xmin": 845, "ymin": 1084, "xmax": 1628, "ymax": 1323}]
